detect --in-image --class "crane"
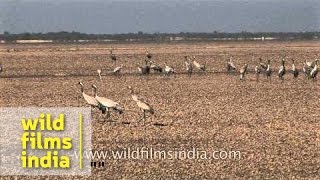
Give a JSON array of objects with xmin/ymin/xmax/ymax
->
[
  {"xmin": 127, "ymin": 86, "xmax": 154, "ymax": 124},
  {"xmin": 255, "ymin": 64, "xmax": 261, "ymax": 81},
  {"xmin": 265, "ymin": 60, "xmax": 272, "ymax": 81},
  {"xmin": 310, "ymin": 60, "xmax": 318, "ymax": 80},
  {"xmin": 192, "ymin": 56, "xmax": 206, "ymax": 72},
  {"xmin": 226, "ymin": 57, "xmax": 236, "ymax": 72},
  {"xmin": 97, "ymin": 69, "xmax": 102, "ymax": 80},
  {"xmin": 278, "ymin": 58, "xmax": 286, "ymax": 81},
  {"xmin": 110, "ymin": 49, "xmax": 117, "ymax": 61},
  {"xmin": 239, "ymin": 64, "xmax": 248, "ymax": 80},
  {"xmin": 92, "ymin": 85, "xmax": 124, "ymax": 121},
  {"xmin": 291, "ymin": 59, "xmax": 299, "ymax": 79},
  {"xmin": 184, "ymin": 56, "xmax": 193, "ymax": 77},
  {"xmin": 113, "ymin": 65, "xmax": 123, "ymax": 75},
  {"xmin": 164, "ymin": 64, "xmax": 175, "ymax": 76}
]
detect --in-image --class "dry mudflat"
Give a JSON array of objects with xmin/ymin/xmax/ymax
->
[{"xmin": 0, "ymin": 41, "xmax": 319, "ymax": 179}]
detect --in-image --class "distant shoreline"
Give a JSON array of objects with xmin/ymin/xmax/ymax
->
[{"xmin": 1, "ymin": 31, "xmax": 319, "ymax": 44}]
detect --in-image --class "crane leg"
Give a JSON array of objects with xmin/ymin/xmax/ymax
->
[
  {"xmin": 138, "ymin": 109, "xmax": 144, "ymax": 122},
  {"xmin": 138, "ymin": 110, "xmax": 146, "ymax": 125},
  {"xmin": 105, "ymin": 110, "xmax": 111, "ymax": 125},
  {"xmin": 143, "ymin": 111, "xmax": 146, "ymax": 125}
]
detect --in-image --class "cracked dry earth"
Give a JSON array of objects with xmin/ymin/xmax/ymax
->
[{"xmin": 0, "ymin": 41, "xmax": 319, "ymax": 179}]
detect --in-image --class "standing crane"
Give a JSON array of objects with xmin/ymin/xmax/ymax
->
[
  {"xmin": 226, "ymin": 56, "xmax": 236, "ymax": 72},
  {"xmin": 254, "ymin": 64, "xmax": 261, "ymax": 81},
  {"xmin": 253, "ymin": 56, "xmax": 261, "ymax": 81},
  {"xmin": 97, "ymin": 69, "xmax": 102, "ymax": 80},
  {"xmin": 303, "ymin": 62, "xmax": 312, "ymax": 79},
  {"xmin": 127, "ymin": 86, "xmax": 154, "ymax": 124},
  {"xmin": 192, "ymin": 56, "xmax": 206, "ymax": 72},
  {"xmin": 310, "ymin": 60, "xmax": 318, "ymax": 80},
  {"xmin": 164, "ymin": 63, "xmax": 175, "ymax": 76},
  {"xmin": 239, "ymin": 64, "xmax": 248, "ymax": 80},
  {"xmin": 278, "ymin": 58, "xmax": 286, "ymax": 81},
  {"xmin": 113, "ymin": 65, "xmax": 123, "ymax": 75},
  {"xmin": 291, "ymin": 59, "xmax": 299, "ymax": 79},
  {"xmin": 184, "ymin": 56, "xmax": 193, "ymax": 77},
  {"xmin": 265, "ymin": 60, "xmax": 272, "ymax": 81},
  {"xmin": 92, "ymin": 85, "xmax": 124, "ymax": 121},
  {"xmin": 110, "ymin": 49, "xmax": 117, "ymax": 61}
]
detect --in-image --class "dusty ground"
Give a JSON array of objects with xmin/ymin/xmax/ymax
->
[{"xmin": 0, "ymin": 41, "xmax": 320, "ymax": 179}]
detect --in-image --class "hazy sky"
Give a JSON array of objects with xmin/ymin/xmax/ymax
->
[{"xmin": 1, "ymin": 0, "xmax": 319, "ymax": 34}]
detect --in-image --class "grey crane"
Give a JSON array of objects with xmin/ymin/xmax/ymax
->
[
  {"xmin": 254, "ymin": 64, "xmax": 261, "ymax": 81},
  {"xmin": 291, "ymin": 59, "xmax": 299, "ymax": 79},
  {"xmin": 278, "ymin": 58, "xmax": 286, "ymax": 81},
  {"xmin": 164, "ymin": 63, "xmax": 176, "ymax": 76},
  {"xmin": 226, "ymin": 56, "xmax": 236, "ymax": 72},
  {"xmin": 303, "ymin": 62, "xmax": 312, "ymax": 79},
  {"xmin": 92, "ymin": 85, "xmax": 124, "ymax": 120},
  {"xmin": 97, "ymin": 69, "xmax": 102, "ymax": 80},
  {"xmin": 128, "ymin": 86, "xmax": 154, "ymax": 124},
  {"xmin": 184, "ymin": 56, "xmax": 193, "ymax": 77},
  {"xmin": 192, "ymin": 56, "xmax": 206, "ymax": 72},
  {"xmin": 113, "ymin": 65, "xmax": 123, "ymax": 75},
  {"xmin": 239, "ymin": 64, "xmax": 248, "ymax": 80},
  {"xmin": 310, "ymin": 60, "xmax": 318, "ymax": 80},
  {"xmin": 265, "ymin": 60, "xmax": 272, "ymax": 81},
  {"xmin": 110, "ymin": 49, "xmax": 117, "ymax": 61}
]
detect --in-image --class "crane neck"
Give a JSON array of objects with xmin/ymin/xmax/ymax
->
[
  {"xmin": 129, "ymin": 89, "xmax": 134, "ymax": 95},
  {"xmin": 79, "ymin": 83, "xmax": 84, "ymax": 93},
  {"xmin": 92, "ymin": 87, "xmax": 97, "ymax": 97}
]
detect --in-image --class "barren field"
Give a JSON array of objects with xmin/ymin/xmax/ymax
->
[{"xmin": 0, "ymin": 41, "xmax": 320, "ymax": 179}]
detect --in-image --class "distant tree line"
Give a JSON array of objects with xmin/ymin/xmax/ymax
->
[{"xmin": 0, "ymin": 31, "xmax": 319, "ymax": 42}]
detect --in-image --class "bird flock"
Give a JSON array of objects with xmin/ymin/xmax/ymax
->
[
  {"xmin": 225, "ymin": 56, "xmax": 318, "ymax": 81},
  {"xmin": 77, "ymin": 49, "xmax": 318, "ymax": 125},
  {"xmin": 103, "ymin": 49, "xmax": 209, "ymax": 79},
  {"xmin": 100, "ymin": 48, "xmax": 318, "ymax": 82},
  {"xmin": 0, "ymin": 48, "xmax": 317, "ymax": 125}
]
